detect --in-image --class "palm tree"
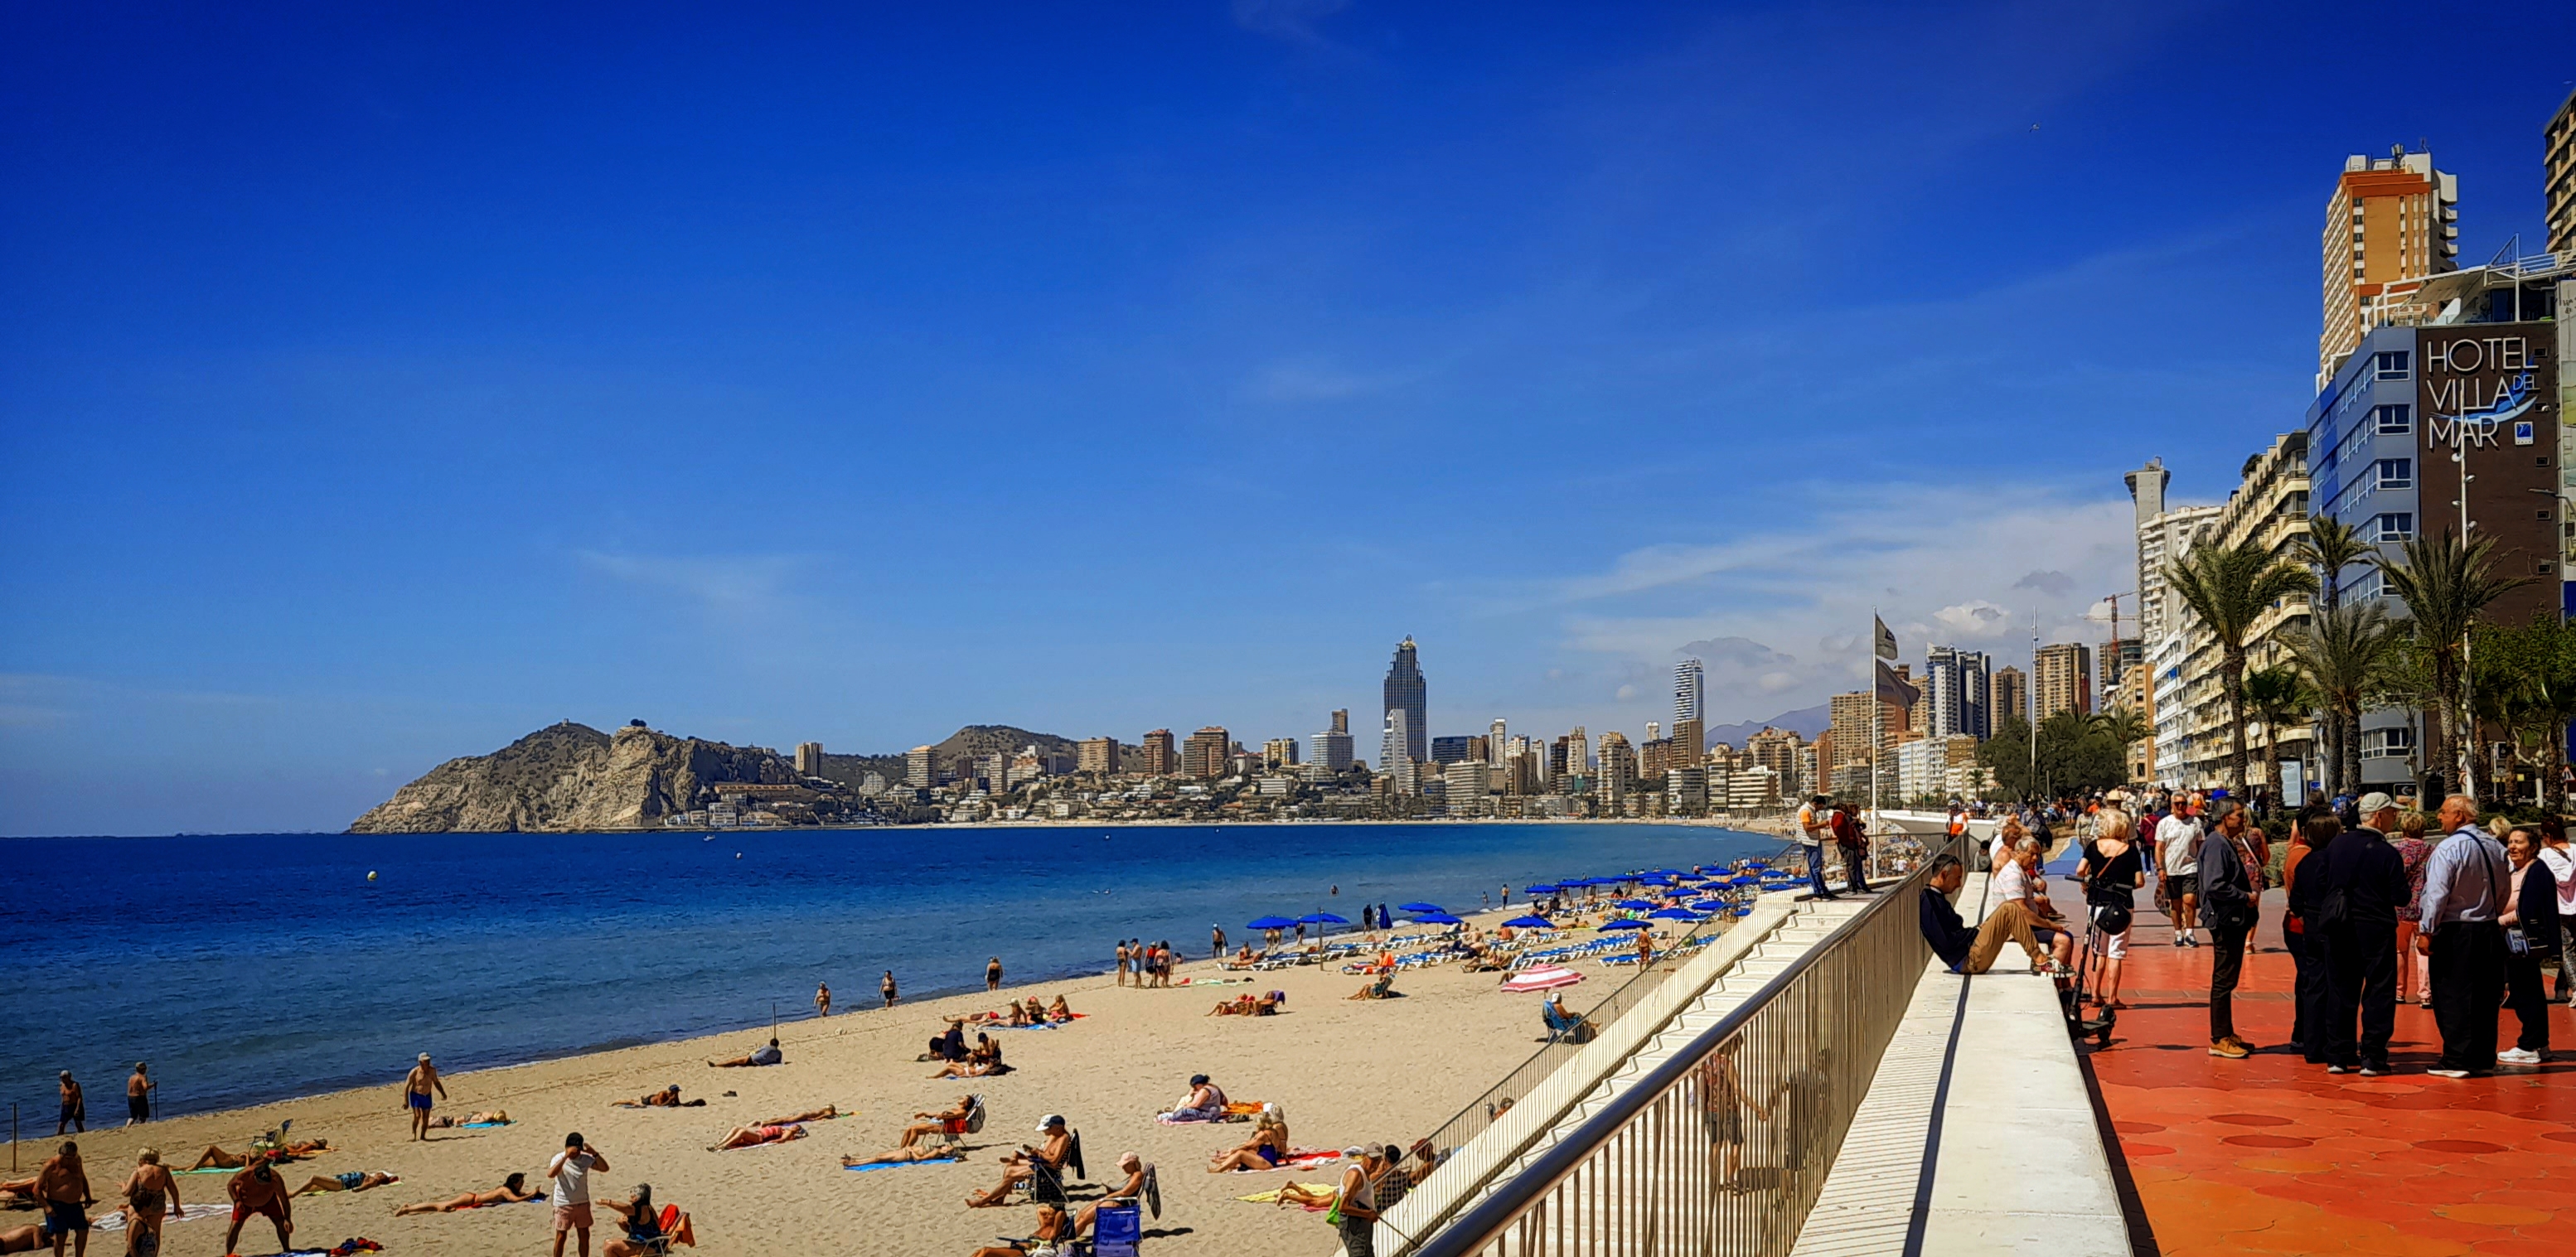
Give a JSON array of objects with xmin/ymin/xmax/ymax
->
[
  {"xmin": 2166, "ymin": 540, "xmax": 2320, "ymax": 796},
  {"xmin": 2293, "ymin": 515, "xmax": 2375, "ymax": 795},
  {"xmin": 2283, "ymin": 600, "xmax": 2399, "ymax": 801},
  {"xmin": 2374, "ymin": 528, "xmax": 2530, "ymax": 799},
  {"xmin": 2469, "ymin": 613, "xmax": 2576, "ymax": 812},
  {"xmin": 2241, "ymin": 666, "xmax": 2317, "ymax": 815}
]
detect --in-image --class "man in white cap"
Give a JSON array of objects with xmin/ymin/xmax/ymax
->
[
  {"xmin": 1332, "ymin": 1144, "xmax": 1383, "ymax": 1256},
  {"xmin": 966, "ymin": 1114, "xmax": 1073, "ymax": 1207},
  {"xmin": 403, "ymin": 1054, "xmax": 447, "ymax": 1141}
]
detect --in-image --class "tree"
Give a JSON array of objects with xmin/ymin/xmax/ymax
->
[
  {"xmin": 1978, "ymin": 711, "xmax": 2130, "ymax": 801},
  {"xmin": 2373, "ymin": 528, "xmax": 2529, "ymax": 800},
  {"xmin": 2468, "ymin": 613, "xmax": 2576, "ymax": 812},
  {"xmin": 2166, "ymin": 540, "xmax": 2320, "ymax": 796},
  {"xmin": 2283, "ymin": 600, "xmax": 2399, "ymax": 802},
  {"xmin": 2240, "ymin": 665, "xmax": 2317, "ymax": 814},
  {"xmin": 2293, "ymin": 515, "xmax": 2375, "ymax": 795}
]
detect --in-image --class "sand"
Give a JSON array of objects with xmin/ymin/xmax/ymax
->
[{"xmin": 6, "ymin": 933, "xmax": 1593, "ymax": 1256}]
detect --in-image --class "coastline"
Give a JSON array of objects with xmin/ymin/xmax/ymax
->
[{"xmin": 8, "ymin": 909, "xmax": 1652, "ymax": 1255}]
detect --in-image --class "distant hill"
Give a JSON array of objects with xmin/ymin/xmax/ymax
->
[
  {"xmin": 815, "ymin": 726, "xmax": 1120, "ymax": 790},
  {"xmin": 350, "ymin": 722, "xmax": 798, "ymax": 832},
  {"xmin": 1707, "ymin": 704, "xmax": 1830, "ymax": 747}
]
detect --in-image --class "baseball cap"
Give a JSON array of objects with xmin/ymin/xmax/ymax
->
[
  {"xmin": 1037, "ymin": 1114, "xmax": 1066, "ymax": 1130},
  {"xmin": 1341, "ymin": 1144, "xmax": 1369, "ymax": 1158},
  {"xmin": 2358, "ymin": 791, "xmax": 2394, "ymax": 814},
  {"xmin": 419, "ymin": 1053, "xmax": 432, "ymax": 1062}
]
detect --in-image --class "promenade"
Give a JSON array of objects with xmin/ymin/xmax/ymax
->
[{"xmin": 2077, "ymin": 882, "xmax": 2576, "ymax": 1257}]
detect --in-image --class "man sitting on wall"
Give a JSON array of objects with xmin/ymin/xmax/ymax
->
[{"xmin": 1919, "ymin": 854, "xmax": 2061, "ymax": 975}]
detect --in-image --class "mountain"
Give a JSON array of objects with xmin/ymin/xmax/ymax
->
[
  {"xmin": 1707, "ymin": 704, "xmax": 1830, "ymax": 747},
  {"xmin": 350, "ymin": 722, "xmax": 799, "ymax": 833},
  {"xmin": 811, "ymin": 724, "xmax": 1106, "ymax": 790}
]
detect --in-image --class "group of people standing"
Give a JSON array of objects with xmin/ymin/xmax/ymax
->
[
  {"xmin": 1115, "ymin": 940, "xmax": 1178, "ymax": 987},
  {"xmin": 1793, "ymin": 794, "xmax": 1874, "ymax": 899}
]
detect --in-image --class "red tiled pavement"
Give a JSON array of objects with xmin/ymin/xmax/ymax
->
[{"xmin": 2052, "ymin": 880, "xmax": 2576, "ymax": 1255}]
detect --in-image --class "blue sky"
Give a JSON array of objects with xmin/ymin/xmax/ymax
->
[{"xmin": 4, "ymin": 1, "xmax": 2571, "ymax": 835}]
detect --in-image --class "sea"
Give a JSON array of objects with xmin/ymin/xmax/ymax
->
[{"xmin": 2, "ymin": 822, "xmax": 1785, "ymax": 1123}]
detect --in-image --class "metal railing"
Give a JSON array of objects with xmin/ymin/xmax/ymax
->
[
  {"xmin": 1409, "ymin": 845, "xmax": 1798, "ymax": 1168},
  {"xmin": 1402, "ymin": 834, "xmax": 1966, "ymax": 1257}
]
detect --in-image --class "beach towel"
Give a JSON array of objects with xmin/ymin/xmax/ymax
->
[
  {"xmin": 85, "ymin": 1202, "xmax": 231, "ymax": 1230},
  {"xmin": 842, "ymin": 1157, "xmax": 961, "ymax": 1172},
  {"xmin": 1236, "ymin": 1183, "xmax": 1338, "ymax": 1208},
  {"xmin": 1218, "ymin": 1148, "xmax": 1344, "ymax": 1172},
  {"xmin": 460, "ymin": 1119, "xmax": 512, "ymax": 1128}
]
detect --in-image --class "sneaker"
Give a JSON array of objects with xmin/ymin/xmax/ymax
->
[
  {"xmin": 2359, "ymin": 1063, "xmax": 2385, "ymax": 1076},
  {"xmin": 2428, "ymin": 1068, "xmax": 2472, "ymax": 1079},
  {"xmin": 2497, "ymin": 1048, "xmax": 2543, "ymax": 1066},
  {"xmin": 2209, "ymin": 1039, "xmax": 2249, "ymax": 1059},
  {"xmin": 2326, "ymin": 1064, "xmax": 2349, "ymax": 1074}
]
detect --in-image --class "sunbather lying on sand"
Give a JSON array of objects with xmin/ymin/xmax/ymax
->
[
  {"xmin": 425, "ymin": 1110, "xmax": 511, "ymax": 1128},
  {"xmin": 1208, "ymin": 993, "xmax": 1280, "ymax": 1016},
  {"xmin": 613, "ymin": 1086, "xmax": 704, "ymax": 1109},
  {"xmin": 293, "ymin": 1170, "xmax": 398, "ymax": 1196},
  {"xmin": 709, "ymin": 1124, "xmax": 808, "ymax": 1151},
  {"xmin": 189, "ymin": 1139, "xmax": 328, "ymax": 1169},
  {"xmin": 929, "ymin": 1037, "xmax": 1008, "ymax": 1079},
  {"xmin": 901, "ymin": 1098, "xmax": 976, "ymax": 1148},
  {"xmin": 1208, "ymin": 1111, "xmax": 1287, "ymax": 1172},
  {"xmin": 0, "ymin": 1177, "xmax": 32, "ymax": 1202},
  {"xmin": 1271, "ymin": 1181, "xmax": 1336, "ymax": 1209},
  {"xmin": 0, "ymin": 1221, "xmax": 57, "ymax": 1255},
  {"xmin": 966, "ymin": 1202, "xmax": 1068, "ymax": 1257},
  {"xmin": 392, "ymin": 1173, "xmax": 541, "ymax": 1215},
  {"xmin": 757, "ymin": 1106, "xmax": 838, "ymax": 1124},
  {"xmin": 707, "ymin": 1037, "xmax": 784, "ymax": 1068},
  {"xmin": 842, "ymin": 1145, "xmax": 964, "ymax": 1167}
]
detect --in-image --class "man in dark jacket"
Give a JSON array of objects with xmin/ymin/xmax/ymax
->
[
  {"xmin": 2286, "ymin": 815, "xmax": 2344, "ymax": 1061},
  {"xmin": 2199, "ymin": 802, "xmax": 2259, "ymax": 1058},
  {"xmin": 2319, "ymin": 793, "xmax": 2409, "ymax": 1074}
]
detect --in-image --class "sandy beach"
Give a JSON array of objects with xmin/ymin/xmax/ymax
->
[{"xmin": 6, "ymin": 932, "xmax": 1605, "ymax": 1256}]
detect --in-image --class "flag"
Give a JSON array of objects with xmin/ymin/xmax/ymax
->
[
  {"xmin": 1875, "ymin": 659, "xmax": 1920, "ymax": 708},
  {"xmin": 1873, "ymin": 616, "xmax": 1899, "ymax": 661}
]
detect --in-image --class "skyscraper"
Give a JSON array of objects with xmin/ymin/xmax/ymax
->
[
  {"xmin": 1992, "ymin": 667, "xmax": 2028, "ymax": 729},
  {"xmin": 2550, "ymin": 87, "xmax": 2575, "ymax": 259},
  {"xmin": 1922, "ymin": 647, "xmax": 1993, "ymax": 739},
  {"xmin": 1077, "ymin": 737, "xmax": 1120, "ymax": 776},
  {"xmin": 795, "ymin": 742, "xmax": 826, "ymax": 776},
  {"xmin": 1672, "ymin": 659, "xmax": 1705, "ymax": 759},
  {"xmin": 1382, "ymin": 709, "xmax": 1416, "ymax": 795},
  {"xmin": 1597, "ymin": 732, "xmax": 1635, "ymax": 806},
  {"xmin": 1382, "ymin": 637, "xmax": 1428, "ymax": 766},
  {"xmin": 2033, "ymin": 644, "xmax": 2094, "ymax": 719},
  {"xmin": 1312, "ymin": 711, "xmax": 1354, "ymax": 771},
  {"xmin": 1489, "ymin": 718, "xmax": 1507, "ymax": 771},
  {"xmin": 905, "ymin": 745, "xmax": 935, "ymax": 788},
  {"xmin": 1183, "ymin": 727, "xmax": 1231, "ymax": 779},
  {"xmin": 1262, "ymin": 737, "xmax": 1300, "ymax": 767},
  {"xmin": 1139, "ymin": 729, "xmax": 1176, "ymax": 776},
  {"xmin": 2318, "ymin": 146, "xmax": 2459, "ymax": 387}
]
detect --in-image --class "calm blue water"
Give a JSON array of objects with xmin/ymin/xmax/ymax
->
[{"xmin": 2, "ymin": 823, "xmax": 1782, "ymax": 1120}]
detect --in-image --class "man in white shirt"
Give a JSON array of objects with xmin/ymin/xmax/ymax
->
[
  {"xmin": 2538, "ymin": 827, "xmax": 2576, "ymax": 1003},
  {"xmin": 548, "ymin": 1132, "xmax": 608, "ymax": 1257},
  {"xmin": 1795, "ymin": 795, "xmax": 1839, "ymax": 901},
  {"xmin": 2157, "ymin": 801, "xmax": 2206, "ymax": 947}
]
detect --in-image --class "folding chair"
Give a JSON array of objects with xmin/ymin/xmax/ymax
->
[{"xmin": 934, "ymin": 1095, "xmax": 985, "ymax": 1153}]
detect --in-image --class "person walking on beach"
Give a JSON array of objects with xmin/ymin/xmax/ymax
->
[
  {"xmin": 815, "ymin": 982, "xmax": 831, "ymax": 1018},
  {"xmin": 986, "ymin": 957, "xmax": 1004, "ymax": 992},
  {"xmin": 34, "ymin": 1141, "xmax": 90, "ymax": 1257},
  {"xmin": 547, "ymin": 1133, "xmax": 608, "ymax": 1257},
  {"xmin": 55, "ymin": 1073, "xmax": 83, "ymax": 1136},
  {"xmin": 881, "ymin": 970, "xmax": 899, "ymax": 1008},
  {"xmin": 2200, "ymin": 801, "xmax": 2259, "ymax": 1059},
  {"xmin": 404, "ymin": 1054, "xmax": 447, "ymax": 1141},
  {"xmin": 2320, "ymin": 793, "xmax": 2406, "ymax": 1075},
  {"xmin": 2419, "ymin": 795, "xmax": 2511, "ymax": 1078},
  {"xmin": 224, "ymin": 1153, "xmax": 293, "ymax": 1256},
  {"xmin": 123, "ymin": 1064, "xmax": 153, "ymax": 1127}
]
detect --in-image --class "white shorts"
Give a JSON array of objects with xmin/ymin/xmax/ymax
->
[{"xmin": 2089, "ymin": 927, "xmax": 2129, "ymax": 960}]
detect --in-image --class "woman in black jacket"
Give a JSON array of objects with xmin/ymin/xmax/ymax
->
[{"xmin": 2501, "ymin": 828, "xmax": 2559, "ymax": 1063}]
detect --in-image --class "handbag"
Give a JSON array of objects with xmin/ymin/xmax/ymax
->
[{"xmin": 2315, "ymin": 887, "xmax": 2351, "ymax": 932}]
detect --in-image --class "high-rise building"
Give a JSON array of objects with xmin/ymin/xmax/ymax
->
[
  {"xmin": 2102, "ymin": 640, "xmax": 2144, "ymax": 702},
  {"xmin": 1489, "ymin": 718, "xmax": 1507, "ymax": 773},
  {"xmin": 1431, "ymin": 735, "xmax": 1480, "ymax": 764},
  {"xmin": 1382, "ymin": 709, "xmax": 1416, "ymax": 795},
  {"xmin": 1382, "ymin": 637, "xmax": 1428, "ymax": 766},
  {"xmin": 795, "ymin": 742, "xmax": 826, "ymax": 776},
  {"xmin": 2128, "ymin": 458, "xmax": 2223, "ymax": 650},
  {"xmin": 1921, "ymin": 647, "xmax": 1993, "ymax": 739},
  {"xmin": 905, "ymin": 745, "xmax": 935, "ymax": 788},
  {"xmin": 1312, "ymin": 712, "xmax": 1354, "ymax": 772},
  {"xmin": 975, "ymin": 752, "xmax": 1007, "ymax": 792},
  {"xmin": 1666, "ymin": 766, "xmax": 1708, "ymax": 815},
  {"xmin": 2033, "ymin": 644, "xmax": 2094, "ymax": 719},
  {"xmin": 1596, "ymin": 731, "xmax": 1635, "ymax": 805},
  {"xmin": 1444, "ymin": 758, "xmax": 1489, "ymax": 817},
  {"xmin": 2319, "ymin": 146, "xmax": 2460, "ymax": 388},
  {"xmin": 1183, "ymin": 727, "xmax": 1232, "ymax": 779},
  {"xmin": 1992, "ymin": 667, "xmax": 2028, "ymax": 729},
  {"xmin": 1566, "ymin": 727, "xmax": 1590, "ymax": 779},
  {"xmin": 1672, "ymin": 659, "xmax": 1705, "ymax": 757},
  {"xmin": 1262, "ymin": 737, "xmax": 1300, "ymax": 767},
  {"xmin": 1747, "ymin": 727, "xmax": 1802, "ymax": 795},
  {"xmin": 1139, "ymin": 729, "xmax": 1177, "ymax": 776},
  {"xmin": 2551, "ymin": 88, "xmax": 2576, "ymax": 260},
  {"xmin": 1077, "ymin": 737, "xmax": 1120, "ymax": 776}
]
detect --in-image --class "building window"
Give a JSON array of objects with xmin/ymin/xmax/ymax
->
[
  {"xmin": 2361, "ymin": 727, "xmax": 2416, "ymax": 758},
  {"xmin": 2374, "ymin": 351, "xmax": 2411, "ymax": 380},
  {"xmin": 2375, "ymin": 404, "xmax": 2411, "ymax": 435},
  {"xmin": 2375, "ymin": 458, "xmax": 2411, "ymax": 489},
  {"xmin": 2376, "ymin": 512, "xmax": 2414, "ymax": 541}
]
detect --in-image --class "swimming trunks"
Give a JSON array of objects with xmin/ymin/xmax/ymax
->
[
  {"xmin": 408, "ymin": 1090, "xmax": 433, "ymax": 1110},
  {"xmin": 129, "ymin": 1095, "xmax": 151, "ymax": 1122},
  {"xmin": 337, "ymin": 1172, "xmax": 367, "ymax": 1190},
  {"xmin": 232, "ymin": 1197, "xmax": 285, "ymax": 1223},
  {"xmin": 46, "ymin": 1200, "xmax": 90, "ymax": 1233}
]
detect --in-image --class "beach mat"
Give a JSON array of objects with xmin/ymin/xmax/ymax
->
[
  {"xmin": 85, "ymin": 1202, "xmax": 231, "ymax": 1230},
  {"xmin": 1236, "ymin": 1182, "xmax": 1338, "ymax": 1207},
  {"xmin": 844, "ymin": 1158, "xmax": 960, "ymax": 1172}
]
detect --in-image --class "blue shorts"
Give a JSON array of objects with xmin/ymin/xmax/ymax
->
[{"xmin": 408, "ymin": 1091, "xmax": 433, "ymax": 1110}]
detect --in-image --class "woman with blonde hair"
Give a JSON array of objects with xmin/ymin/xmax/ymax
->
[{"xmin": 2077, "ymin": 808, "xmax": 2143, "ymax": 1011}]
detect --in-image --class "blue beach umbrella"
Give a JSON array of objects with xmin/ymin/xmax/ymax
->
[
  {"xmin": 1248, "ymin": 916, "xmax": 1298, "ymax": 931},
  {"xmin": 1614, "ymin": 898, "xmax": 1658, "ymax": 910},
  {"xmin": 1398, "ymin": 902, "xmax": 1446, "ymax": 914},
  {"xmin": 1595, "ymin": 919, "xmax": 1650, "ymax": 932},
  {"xmin": 1503, "ymin": 916, "xmax": 1556, "ymax": 929},
  {"xmin": 1687, "ymin": 900, "xmax": 1726, "ymax": 913},
  {"xmin": 1649, "ymin": 907, "xmax": 1700, "ymax": 921},
  {"xmin": 1411, "ymin": 911, "xmax": 1463, "ymax": 926},
  {"xmin": 1524, "ymin": 883, "xmax": 1561, "ymax": 895}
]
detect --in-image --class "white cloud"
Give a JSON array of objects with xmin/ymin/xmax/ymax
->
[{"xmin": 574, "ymin": 551, "xmax": 808, "ymax": 612}]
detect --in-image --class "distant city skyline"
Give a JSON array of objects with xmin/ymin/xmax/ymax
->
[{"xmin": 4, "ymin": 3, "xmax": 2569, "ymax": 834}]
